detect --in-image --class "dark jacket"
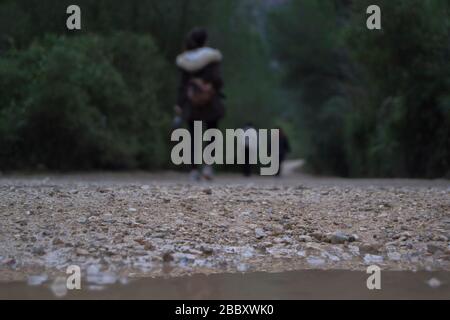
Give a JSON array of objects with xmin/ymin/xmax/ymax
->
[{"xmin": 176, "ymin": 47, "xmax": 225, "ymax": 122}]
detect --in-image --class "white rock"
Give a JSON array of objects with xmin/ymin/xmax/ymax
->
[
  {"xmin": 307, "ymin": 256, "xmax": 326, "ymax": 266},
  {"xmin": 387, "ymin": 252, "xmax": 401, "ymax": 261},
  {"xmin": 298, "ymin": 235, "xmax": 312, "ymax": 242},
  {"xmin": 427, "ymin": 278, "xmax": 442, "ymax": 289},
  {"xmin": 297, "ymin": 250, "xmax": 307, "ymax": 257},
  {"xmin": 255, "ymin": 228, "xmax": 266, "ymax": 239},
  {"xmin": 87, "ymin": 272, "xmax": 117, "ymax": 285},
  {"xmin": 27, "ymin": 274, "xmax": 48, "ymax": 286},
  {"xmin": 348, "ymin": 245, "xmax": 360, "ymax": 256},
  {"xmin": 50, "ymin": 277, "xmax": 68, "ymax": 298},
  {"xmin": 237, "ymin": 263, "xmax": 248, "ymax": 272},
  {"xmin": 364, "ymin": 254, "xmax": 384, "ymax": 264}
]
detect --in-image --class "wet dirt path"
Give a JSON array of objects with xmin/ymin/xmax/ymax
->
[
  {"xmin": 2, "ymin": 271, "xmax": 449, "ymax": 300},
  {"xmin": 0, "ymin": 171, "xmax": 448, "ymax": 298}
]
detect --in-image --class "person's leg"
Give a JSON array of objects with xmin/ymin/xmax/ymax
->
[
  {"xmin": 188, "ymin": 120, "xmax": 201, "ymax": 181},
  {"xmin": 188, "ymin": 121, "xmax": 197, "ymax": 169},
  {"xmin": 202, "ymin": 120, "xmax": 219, "ymax": 180}
]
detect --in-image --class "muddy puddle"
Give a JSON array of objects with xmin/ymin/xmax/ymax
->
[{"xmin": 1, "ymin": 270, "xmax": 449, "ymax": 300}]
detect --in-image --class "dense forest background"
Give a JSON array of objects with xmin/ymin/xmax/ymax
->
[{"xmin": 0, "ymin": 0, "xmax": 449, "ymax": 178}]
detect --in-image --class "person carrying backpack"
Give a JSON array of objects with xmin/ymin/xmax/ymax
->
[{"xmin": 174, "ymin": 27, "xmax": 225, "ymax": 181}]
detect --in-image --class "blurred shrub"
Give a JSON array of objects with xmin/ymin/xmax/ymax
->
[
  {"xmin": 0, "ymin": 0, "xmax": 283, "ymax": 172},
  {"xmin": 346, "ymin": 0, "xmax": 450, "ymax": 177},
  {"xmin": 0, "ymin": 33, "xmax": 170, "ymax": 170},
  {"xmin": 269, "ymin": 0, "xmax": 450, "ymax": 178}
]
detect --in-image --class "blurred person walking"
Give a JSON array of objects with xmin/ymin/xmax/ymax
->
[{"xmin": 174, "ymin": 27, "xmax": 225, "ymax": 181}]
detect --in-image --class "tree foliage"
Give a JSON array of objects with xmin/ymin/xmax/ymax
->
[
  {"xmin": 0, "ymin": 0, "xmax": 448, "ymax": 177},
  {"xmin": 269, "ymin": 0, "xmax": 450, "ymax": 177},
  {"xmin": 0, "ymin": 0, "xmax": 279, "ymax": 171},
  {"xmin": 0, "ymin": 33, "xmax": 170, "ymax": 170}
]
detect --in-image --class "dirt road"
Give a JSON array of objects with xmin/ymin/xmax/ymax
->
[{"xmin": 0, "ymin": 170, "xmax": 449, "ymax": 298}]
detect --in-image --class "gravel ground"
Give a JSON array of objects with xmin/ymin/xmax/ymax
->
[{"xmin": 0, "ymin": 172, "xmax": 449, "ymax": 284}]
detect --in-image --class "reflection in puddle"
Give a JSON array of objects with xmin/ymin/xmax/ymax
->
[{"xmin": 2, "ymin": 270, "xmax": 449, "ymax": 300}]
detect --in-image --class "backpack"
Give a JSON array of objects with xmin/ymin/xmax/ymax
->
[{"xmin": 187, "ymin": 78, "xmax": 215, "ymax": 107}]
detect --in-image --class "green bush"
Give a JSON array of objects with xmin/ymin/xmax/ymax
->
[
  {"xmin": 346, "ymin": 0, "xmax": 450, "ymax": 177},
  {"xmin": 0, "ymin": 33, "xmax": 171, "ymax": 170},
  {"xmin": 269, "ymin": 0, "xmax": 450, "ymax": 178}
]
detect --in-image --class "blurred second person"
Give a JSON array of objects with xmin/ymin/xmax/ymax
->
[{"xmin": 174, "ymin": 27, "xmax": 225, "ymax": 181}]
